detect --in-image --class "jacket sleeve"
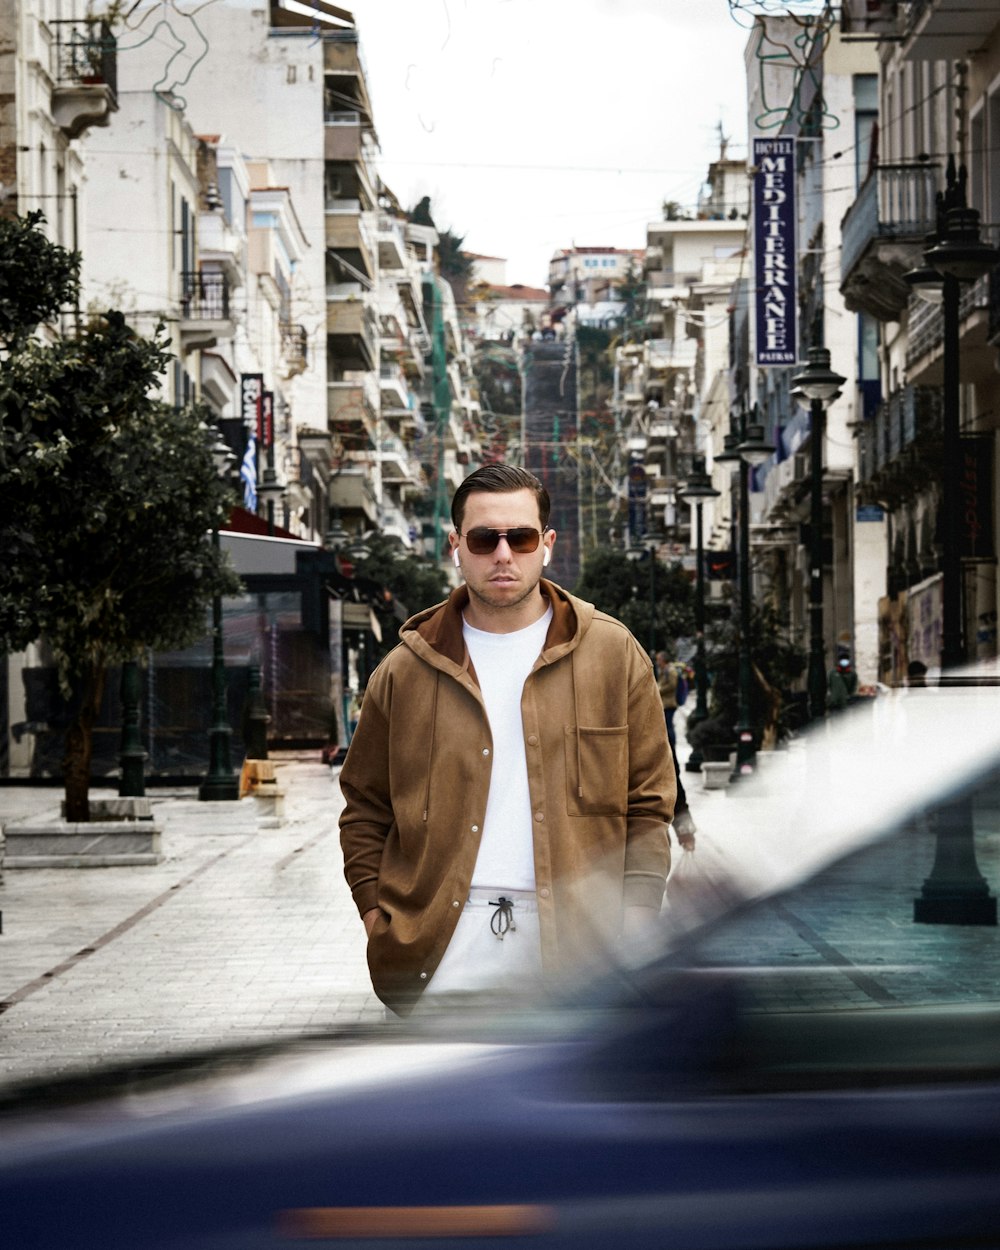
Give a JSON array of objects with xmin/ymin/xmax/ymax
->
[
  {"xmin": 624, "ymin": 650, "xmax": 675, "ymax": 909},
  {"xmin": 339, "ymin": 674, "xmax": 393, "ymax": 919}
]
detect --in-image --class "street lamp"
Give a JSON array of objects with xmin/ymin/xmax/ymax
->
[
  {"xmin": 732, "ymin": 409, "xmax": 774, "ymax": 780},
  {"xmin": 627, "ymin": 525, "xmax": 664, "ymax": 658},
  {"xmin": 199, "ymin": 436, "xmax": 240, "ymax": 802},
  {"xmin": 906, "ymin": 157, "xmax": 999, "ymax": 671},
  {"xmin": 903, "ymin": 156, "xmax": 999, "ymax": 927},
  {"xmin": 791, "ymin": 345, "xmax": 846, "ymax": 721},
  {"xmin": 679, "ymin": 458, "xmax": 720, "ymax": 773}
]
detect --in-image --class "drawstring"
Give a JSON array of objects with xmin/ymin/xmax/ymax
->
[
  {"xmin": 489, "ymin": 896, "xmax": 516, "ymax": 939},
  {"xmin": 422, "ymin": 673, "xmax": 439, "ymax": 822}
]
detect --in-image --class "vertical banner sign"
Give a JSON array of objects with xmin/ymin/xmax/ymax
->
[
  {"xmin": 240, "ymin": 373, "xmax": 264, "ymax": 433},
  {"xmin": 240, "ymin": 374, "xmax": 263, "ymax": 511},
  {"xmin": 261, "ymin": 391, "xmax": 274, "ymax": 449},
  {"xmin": 753, "ymin": 137, "xmax": 797, "ymax": 366}
]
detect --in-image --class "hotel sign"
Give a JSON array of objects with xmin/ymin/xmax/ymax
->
[{"xmin": 753, "ymin": 137, "xmax": 797, "ymax": 366}]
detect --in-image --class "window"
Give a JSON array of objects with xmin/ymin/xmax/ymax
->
[{"xmin": 853, "ymin": 74, "xmax": 878, "ymax": 188}]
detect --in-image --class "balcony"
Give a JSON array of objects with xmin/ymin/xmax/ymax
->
[
  {"xmin": 840, "ymin": 163, "xmax": 939, "ymax": 321},
  {"xmin": 329, "ymin": 467, "xmax": 378, "ymax": 524},
  {"xmin": 379, "ymin": 361, "xmax": 411, "ymax": 413},
  {"xmin": 377, "ymin": 216, "xmax": 408, "ymax": 271},
  {"xmin": 327, "ymin": 376, "xmax": 378, "ymax": 442},
  {"xmin": 377, "ymin": 436, "xmax": 422, "ymax": 487},
  {"xmin": 325, "ymin": 203, "xmax": 375, "ymax": 281},
  {"xmin": 646, "ymin": 337, "xmax": 697, "ymax": 372},
  {"xmin": 326, "ymin": 290, "xmax": 378, "ymax": 371},
  {"xmin": 178, "ymin": 271, "xmax": 234, "ymax": 353},
  {"xmin": 50, "ymin": 19, "xmax": 118, "ymax": 139},
  {"xmin": 324, "ymin": 111, "xmax": 363, "ymax": 162},
  {"xmin": 905, "ymin": 246, "xmax": 998, "ymax": 380},
  {"xmin": 898, "ymin": 0, "xmax": 997, "ymax": 58},
  {"xmin": 857, "ymin": 385, "xmax": 943, "ymax": 503}
]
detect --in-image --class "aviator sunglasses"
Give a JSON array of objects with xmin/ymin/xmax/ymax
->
[{"xmin": 458, "ymin": 526, "xmax": 549, "ymax": 555}]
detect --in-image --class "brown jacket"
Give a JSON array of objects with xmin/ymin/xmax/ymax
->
[{"xmin": 339, "ymin": 579, "xmax": 675, "ymax": 1014}]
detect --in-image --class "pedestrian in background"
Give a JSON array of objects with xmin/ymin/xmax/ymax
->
[
  {"xmin": 655, "ymin": 651, "xmax": 696, "ymax": 849},
  {"xmin": 339, "ymin": 464, "xmax": 675, "ymax": 1016}
]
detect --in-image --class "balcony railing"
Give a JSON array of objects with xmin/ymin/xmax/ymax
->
[
  {"xmin": 51, "ymin": 19, "xmax": 118, "ymax": 93},
  {"xmin": 858, "ymin": 385, "xmax": 942, "ymax": 486},
  {"xmin": 180, "ymin": 271, "xmax": 230, "ymax": 320},
  {"xmin": 840, "ymin": 162, "xmax": 939, "ymax": 287}
]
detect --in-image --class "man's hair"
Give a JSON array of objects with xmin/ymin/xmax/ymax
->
[{"xmin": 451, "ymin": 464, "xmax": 551, "ymax": 530}]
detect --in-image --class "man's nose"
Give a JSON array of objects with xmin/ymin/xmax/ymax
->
[{"xmin": 494, "ymin": 535, "xmax": 515, "ymax": 561}]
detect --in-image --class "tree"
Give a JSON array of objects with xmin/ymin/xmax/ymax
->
[
  {"xmin": 700, "ymin": 593, "xmax": 808, "ymax": 745},
  {"xmin": 0, "ymin": 214, "xmax": 239, "ymax": 819},
  {"xmin": 351, "ymin": 532, "xmax": 450, "ymax": 667},
  {"xmin": 0, "ymin": 210, "xmax": 80, "ymax": 351},
  {"xmin": 573, "ymin": 546, "xmax": 696, "ymax": 656}
]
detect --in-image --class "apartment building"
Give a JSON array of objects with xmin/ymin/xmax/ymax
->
[{"xmin": 840, "ymin": 0, "xmax": 1000, "ymax": 678}]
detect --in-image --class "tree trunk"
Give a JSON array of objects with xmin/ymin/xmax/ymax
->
[{"xmin": 62, "ymin": 663, "xmax": 105, "ymax": 823}]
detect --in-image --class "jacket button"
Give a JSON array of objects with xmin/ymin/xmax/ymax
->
[
  {"xmin": 419, "ymin": 972, "xmax": 428, "ymax": 980},
  {"xmin": 452, "ymin": 900, "xmax": 460, "ymax": 908},
  {"xmin": 534, "ymin": 811, "xmax": 544, "ymax": 822},
  {"xmin": 527, "ymin": 734, "xmax": 539, "ymax": 746},
  {"xmin": 482, "ymin": 748, "xmax": 490, "ymax": 756},
  {"xmin": 539, "ymin": 887, "xmax": 551, "ymax": 899},
  {"xmin": 471, "ymin": 824, "xmax": 479, "ymax": 833}
]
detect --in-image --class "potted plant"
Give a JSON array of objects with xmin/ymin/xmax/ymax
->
[{"xmin": 686, "ymin": 714, "xmax": 737, "ymax": 764}]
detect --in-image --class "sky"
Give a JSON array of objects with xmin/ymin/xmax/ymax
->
[{"xmin": 346, "ymin": 0, "xmax": 756, "ymax": 288}]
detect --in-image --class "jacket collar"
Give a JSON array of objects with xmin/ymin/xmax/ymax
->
[{"xmin": 402, "ymin": 578, "xmax": 589, "ymax": 667}]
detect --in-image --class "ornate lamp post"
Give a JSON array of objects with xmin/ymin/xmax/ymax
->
[
  {"xmin": 731, "ymin": 409, "xmax": 774, "ymax": 780},
  {"xmin": 791, "ymin": 346, "xmax": 846, "ymax": 721},
  {"xmin": 903, "ymin": 156, "xmax": 998, "ymax": 926},
  {"xmin": 199, "ymin": 436, "xmax": 240, "ymax": 802},
  {"xmin": 679, "ymin": 458, "xmax": 720, "ymax": 774},
  {"xmin": 627, "ymin": 525, "xmax": 664, "ymax": 659}
]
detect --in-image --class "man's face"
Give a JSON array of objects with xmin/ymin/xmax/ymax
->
[{"xmin": 450, "ymin": 488, "xmax": 556, "ymax": 616}]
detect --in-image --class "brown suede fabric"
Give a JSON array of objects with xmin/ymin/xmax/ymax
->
[{"xmin": 339, "ymin": 579, "xmax": 674, "ymax": 1014}]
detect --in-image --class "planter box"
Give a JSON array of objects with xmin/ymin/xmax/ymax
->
[
  {"xmin": 2, "ymin": 820, "xmax": 163, "ymax": 868},
  {"xmin": 701, "ymin": 761, "xmax": 732, "ymax": 790}
]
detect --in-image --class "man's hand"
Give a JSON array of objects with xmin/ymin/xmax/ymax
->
[{"xmin": 362, "ymin": 907, "xmax": 385, "ymax": 937}]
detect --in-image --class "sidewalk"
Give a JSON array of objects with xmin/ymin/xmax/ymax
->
[
  {"xmin": 0, "ymin": 743, "xmax": 748, "ymax": 1092},
  {"xmin": 0, "ymin": 756, "xmax": 382, "ymax": 1090}
]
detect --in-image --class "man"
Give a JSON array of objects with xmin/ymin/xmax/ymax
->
[{"xmin": 339, "ymin": 464, "xmax": 675, "ymax": 1015}]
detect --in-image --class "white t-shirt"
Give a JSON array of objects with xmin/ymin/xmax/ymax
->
[{"xmin": 462, "ymin": 607, "xmax": 552, "ymax": 892}]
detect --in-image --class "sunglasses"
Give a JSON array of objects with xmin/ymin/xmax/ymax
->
[{"xmin": 459, "ymin": 526, "xmax": 547, "ymax": 555}]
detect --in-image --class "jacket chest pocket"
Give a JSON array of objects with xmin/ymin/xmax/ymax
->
[{"xmin": 564, "ymin": 725, "xmax": 628, "ymax": 816}]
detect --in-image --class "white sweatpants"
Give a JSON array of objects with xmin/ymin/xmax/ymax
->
[{"xmin": 411, "ymin": 887, "xmax": 544, "ymax": 1013}]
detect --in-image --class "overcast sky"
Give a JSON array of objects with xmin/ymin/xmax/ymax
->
[{"xmin": 347, "ymin": 0, "xmax": 754, "ymax": 287}]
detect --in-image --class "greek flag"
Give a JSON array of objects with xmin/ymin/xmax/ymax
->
[{"xmin": 241, "ymin": 435, "xmax": 258, "ymax": 510}]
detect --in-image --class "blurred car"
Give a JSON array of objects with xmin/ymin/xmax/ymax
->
[{"xmin": 2, "ymin": 678, "xmax": 1000, "ymax": 1249}]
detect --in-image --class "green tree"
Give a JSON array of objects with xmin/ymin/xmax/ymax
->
[
  {"xmin": 352, "ymin": 532, "xmax": 450, "ymax": 666},
  {"xmin": 0, "ymin": 210, "xmax": 80, "ymax": 351},
  {"xmin": 0, "ymin": 214, "xmax": 239, "ymax": 819},
  {"xmin": 573, "ymin": 546, "xmax": 696, "ymax": 656},
  {"xmin": 698, "ymin": 593, "xmax": 808, "ymax": 746}
]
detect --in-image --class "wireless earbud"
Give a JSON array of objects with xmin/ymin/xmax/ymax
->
[
  {"xmin": 543, "ymin": 549, "xmax": 551, "ymax": 567},
  {"xmin": 453, "ymin": 550, "xmax": 461, "ymax": 569}
]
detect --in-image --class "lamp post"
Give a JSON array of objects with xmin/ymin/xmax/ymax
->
[
  {"xmin": 791, "ymin": 346, "xmax": 846, "ymax": 722},
  {"xmin": 732, "ymin": 409, "xmax": 774, "ymax": 780},
  {"xmin": 199, "ymin": 436, "xmax": 240, "ymax": 802},
  {"xmin": 627, "ymin": 526, "xmax": 663, "ymax": 659},
  {"xmin": 679, "ymin": 459, "xmax": 720, "ymax": 773},
  {"xmin": 903, "ymin": 156, "xmax": 999, "ymax": 927}
]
